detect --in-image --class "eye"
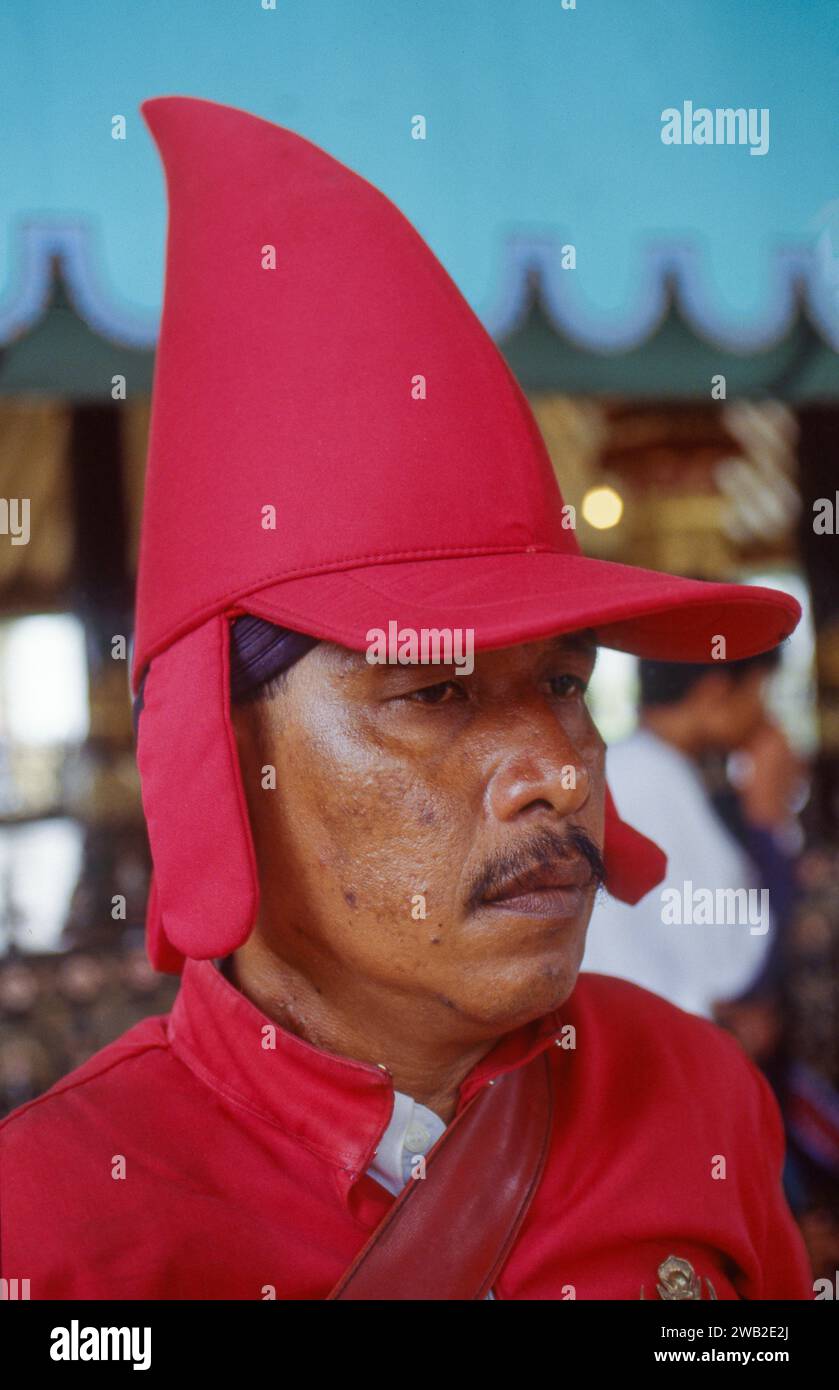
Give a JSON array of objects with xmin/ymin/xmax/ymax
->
[
  {"xmin": 404, "ymin": 679, "xmax": 465, "ymax": 705},
  {"xmin": 547, "ymin": 674, "xmax": 588, "ymax": 699}
]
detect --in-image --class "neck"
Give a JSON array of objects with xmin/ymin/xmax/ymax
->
[{"xmin": 226, "ymin": 933, "xmax": 496, "ymax": 1124}]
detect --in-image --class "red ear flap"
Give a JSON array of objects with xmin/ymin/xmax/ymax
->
[
  {"xmin": 136, "ymin": 614, "xmax": 259, "ymax": 963},
  {"xmin": 144, "ymin": 869, "xmax": 187, "ymax": 975},
  {"xmin": 603, "ymin": 781, "xmax": 666, "ymax": 905}
]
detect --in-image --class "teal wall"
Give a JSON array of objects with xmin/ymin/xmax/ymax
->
[{"xmin": 1, "ymin": 0, "xmax": 836, "ymax": 348}]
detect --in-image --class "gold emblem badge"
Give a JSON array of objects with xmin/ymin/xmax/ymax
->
[{"xmin": 640, "ymin": 1254, "xmax": 718, "ymax": 1300}]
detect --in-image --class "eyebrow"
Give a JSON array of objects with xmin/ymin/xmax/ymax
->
[
  {"xmin": 332, "ymin": 628, "xmax": 600, "ymax": 677},
  {"xmin": 544, "ymin": 629, "xmax": 598, "ymax": 657}
]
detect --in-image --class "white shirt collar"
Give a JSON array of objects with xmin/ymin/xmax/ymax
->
[{"xmin": 366, "ymin": 1090, "xmax": 446, "ymax": 1196}]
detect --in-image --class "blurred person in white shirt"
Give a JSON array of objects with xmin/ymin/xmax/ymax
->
[{"xmin": 582, "ymin": 649, "xmax": 790, "ymax": 1018}]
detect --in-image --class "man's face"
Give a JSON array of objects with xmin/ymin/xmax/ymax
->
[
  {"xmin": 693, "ymin": 667, "xmax": 770, "ymax": 750},
  {"xmin": 231, "ymin": 633, "xmax": 606, "ymax": 1042}
]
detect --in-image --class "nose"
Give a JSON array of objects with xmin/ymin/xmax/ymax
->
[{"xmin": 484, "ymin": 725, "xmax": 594, "ymax": 825}]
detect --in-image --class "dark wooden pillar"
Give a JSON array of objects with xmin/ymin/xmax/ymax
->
[
  {"xmin": 67, "ymin": 402, "xmax": 132, "ymax": 671},
  {"xmin": 797, "ymin": 405, "xmax": 839, "ymax": 839}
]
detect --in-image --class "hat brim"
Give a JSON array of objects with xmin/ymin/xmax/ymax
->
[
  {"xmin": 234, "ymin": 551, "xmax": 799, "ymax": 661},
  {"xmin": 140, "ymin": 553, "xmax": 799, "ymax": 975}
]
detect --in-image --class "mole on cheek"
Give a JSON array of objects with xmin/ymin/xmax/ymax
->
[{"xmin": 343, "ymin": 889, "xmax": 357, "ymax": 909}]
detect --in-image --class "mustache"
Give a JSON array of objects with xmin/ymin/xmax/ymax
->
[{"xmin": 465, "ymin": 825, "xmax": 606, "ymax": 913}]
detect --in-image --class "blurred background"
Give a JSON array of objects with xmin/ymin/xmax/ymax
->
[{"xmin": 1, "ymin": 0, "xmax": 838, "ymax": 1281}]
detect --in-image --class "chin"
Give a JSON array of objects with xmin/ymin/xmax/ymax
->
[{"xmin": 454, "ymin": 951, "xmax": 582, "ymax": 1034}]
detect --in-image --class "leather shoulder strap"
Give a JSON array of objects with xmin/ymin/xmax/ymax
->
[{"xmin": 328, "ymin": 1049, "xmax": 555, "ymax": 1300}]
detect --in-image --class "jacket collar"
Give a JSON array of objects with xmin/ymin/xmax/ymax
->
[{"xmin": 168, "ymin": 956, "xmax": 564, "ymax": 1192}]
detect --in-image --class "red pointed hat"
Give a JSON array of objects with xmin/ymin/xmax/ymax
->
[{"xmin": 134, "ymin": 95, "xmax": 800, "ymax": 973}]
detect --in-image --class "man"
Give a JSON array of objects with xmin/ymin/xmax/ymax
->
[
  {"xmin": 0, "ymin": 95, "xmax": 812, "ymax": 1300},
  {"xmin": 582, "ymin": 651, "xmax": 789, "ymax": 1017}
]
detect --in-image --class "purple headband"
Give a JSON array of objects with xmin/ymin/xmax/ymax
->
[
  {"xmin": 132, "ymin": 616, "xmax": 319, "ymax": 737},
  {"xmin": 229, "ymin": 615, "xmax": 320, "ymax": 701}
]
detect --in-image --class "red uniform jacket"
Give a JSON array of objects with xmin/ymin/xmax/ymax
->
[{"xmin": 0, "ymin": 960, "xmax": 813, "ymax": 1300}]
